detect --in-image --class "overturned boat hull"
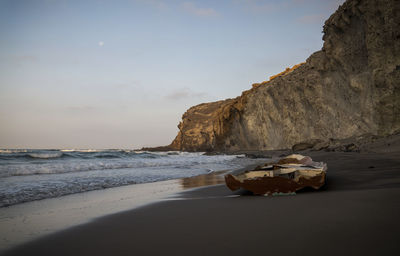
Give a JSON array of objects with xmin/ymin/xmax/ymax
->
[{"xmin": 225, "ymin": 154, "xmax": 327, "ymax": 195}]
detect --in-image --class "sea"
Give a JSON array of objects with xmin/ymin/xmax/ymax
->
[{"xmin": 0, "ymin": 149, "xmax": 259, "ymax": 207}]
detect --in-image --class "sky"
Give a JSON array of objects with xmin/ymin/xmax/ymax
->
[{"xmin": 0, "ymin": 0, "xmax": 345, "ymax": 149}]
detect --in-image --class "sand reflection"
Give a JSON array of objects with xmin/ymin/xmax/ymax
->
[{"xmin": 181, "ymin": 171, "xmax": 227, "ymax": 189}]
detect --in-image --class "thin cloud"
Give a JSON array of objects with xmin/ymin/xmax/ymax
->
[
  {"xmin": 14, "ymin": 55, "xmax": 38, "ymax": 62},
  {"xmin": 112, "ymin": 80, "xmax": 141, "ymax": 89},
  {"xmin": 292, "ymin": 0, "xmax": 346, "ymax": 11},
  {"xmin": 298, "ymin": 14, "xmax": 325, "ymax": 24},
  {"xmin": 147, "ymin": 0, "xmax": 168, "ymax": 9},
  {"xmin": 291, "ymin": 0, "xmax": 309, "ymax": 3},
  {"xmin": 6, "ymin": 55, "xmax": 38, "ymax": 65},
  {"xmin": 66, "ymin": 105, "xmax": 96, "ymax": 114},
  {"xmin": 234, "ymin": 0, "xmax": 344, "ymax": 14},
  {"xmin": 234, "ymin": 0, "xmax": 288, "ymax": 13},
  {"xmin": 292, "ymin": 0, "xmax": 344, "ymax": 4},
  {"xmin": 135, "ymin": 0, "xmax": 168, "ymax": 10},
  {"xmin": 165, "ymin": 88, "xmax": 207, "ymax": 100},
  {"xmin": 182, "ymin": 2, "xmax": 219, "ymax": 17}
]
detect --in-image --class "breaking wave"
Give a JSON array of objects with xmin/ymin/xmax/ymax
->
[{"xmin": 0, "ymin": 149, "xmax": 261, "ymax": 207}]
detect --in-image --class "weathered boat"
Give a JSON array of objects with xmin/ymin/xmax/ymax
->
[{"xmin": 225, "ymin": 154, "xmax": 327, "ymax": 195}]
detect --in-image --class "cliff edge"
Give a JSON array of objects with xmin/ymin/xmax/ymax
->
[{"xmin": 166, "ymin": 0, "xmax": 400, "ymax": 152}]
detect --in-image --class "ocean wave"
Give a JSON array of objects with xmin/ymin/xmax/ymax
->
[
  {"xmin": 0, "ymin": 152, "xmax": 239, "ymax": 178},
  {"xmin": 60, "ymin": 149, "xmax": 100, "ymax": 152},
  {"xmin": 0, "ymin": 149, "xmax": 28, "ymax": 154},
  {"xmin": 0, "ymin": 165, "xmax": 214, "ymax": 207},
  {"xmin": 28, "ymin": 152, "xmax": 64, "ymax": 159},
  {"xmin": 0, "ymin": 149, "xmax": 171, "ymax": 161},
  {"xmin": 0, "ymin": 151, "xmax": 267, "ymax": 207}
]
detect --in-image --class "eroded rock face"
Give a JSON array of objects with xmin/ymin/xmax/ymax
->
[{"xmin": 169, "ymin": 0, "xmax": 400, "ymax": 152}]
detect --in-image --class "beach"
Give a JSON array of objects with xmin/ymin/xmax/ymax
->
[
  {"xmin": 2, "ymin": 150, "xmax": 400, "ymax": 256},
  {"xmin": 1, "ymin": 0, "xmax": 398, "ymax": 255},
  {"xmin": 0, "ymin": 150, "xmax": 271, "ymax": 253},
  {"xmin": 0, "ymin": 179, "xmax": 184, "ymax": 252}
]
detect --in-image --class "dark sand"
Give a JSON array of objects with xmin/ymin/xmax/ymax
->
[{"xmin": 3, "ymin": 151, "xmax": 400, "ymax": 256}]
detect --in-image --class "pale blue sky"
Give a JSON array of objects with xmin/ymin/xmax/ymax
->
[{"xmin": 0, "ymin": 0, "xmax": 344, "ymax": 149}]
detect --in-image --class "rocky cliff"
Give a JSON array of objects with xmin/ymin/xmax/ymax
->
[{"xmin": 168, "ymin": 0, "xmax": 400, "ymax": 152}]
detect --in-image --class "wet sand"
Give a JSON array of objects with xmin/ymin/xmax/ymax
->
[
  {"xmin": 3, "ymin": 151, "xmax": 400, "ymax": 256},
  {"xmin": 0, "ymin": 179, "xmax": 184, "ymax": 252}
]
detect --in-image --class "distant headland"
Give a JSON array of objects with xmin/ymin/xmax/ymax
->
[{"xmin": 146, "ymin": 0, "xmax": 400, "ymax": 153}]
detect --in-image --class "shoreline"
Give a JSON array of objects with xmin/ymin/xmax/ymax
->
[
  {"xmin": 0, "ymin": 160, "xmax": 269, "ymax": 253},
  {"xmin": 2, "ymin": 151, "xmax": 400, "ymax": 255},
  {"xmin": 0, "ymin": 179, "xmax": 183, "ymax": 252}
]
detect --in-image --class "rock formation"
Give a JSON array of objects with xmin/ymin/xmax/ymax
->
[{"xmin": 167, "ymin": 0, "xmax": 400, "ymax": 152}]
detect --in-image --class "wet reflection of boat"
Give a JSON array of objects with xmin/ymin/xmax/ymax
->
[{"xmin": 181, "ymin": 170, "xmax": 226, "ymax": 189}]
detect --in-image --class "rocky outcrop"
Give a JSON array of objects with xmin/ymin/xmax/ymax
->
[{"xmin": 167, "ymin": 0, "xmax": 400, "ymax": 152}]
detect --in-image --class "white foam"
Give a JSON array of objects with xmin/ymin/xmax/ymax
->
[
  {"xmin": 28, "ymin": 152, "xmax": 63, "ymax": 159},
  {"xmin": 0, "ymin": 151, "xmax": 268, "ymax": 207}
]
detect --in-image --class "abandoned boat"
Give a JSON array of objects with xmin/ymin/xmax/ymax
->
[{"xmin": 225, "ymin": 154, "xmax": 327, "ymax": 195}]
